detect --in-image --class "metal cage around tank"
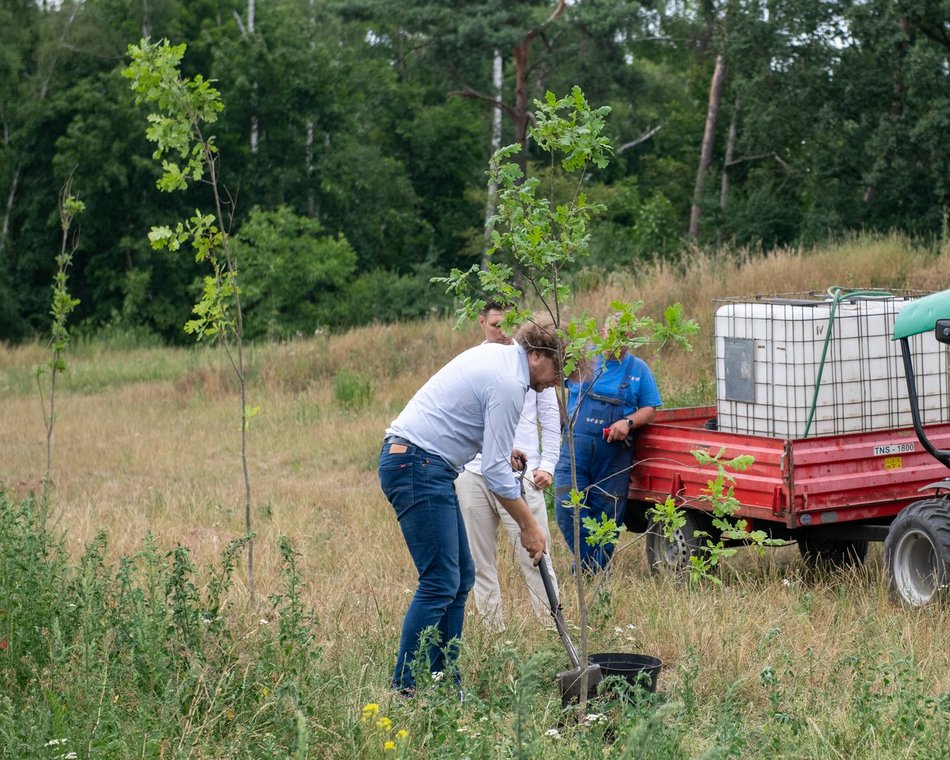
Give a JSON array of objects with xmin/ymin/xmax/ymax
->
[{"xmin": 713, "ymin": 289, "xmax": 949, "ymax": 439}]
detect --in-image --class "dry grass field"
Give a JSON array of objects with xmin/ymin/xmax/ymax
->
[{"xmin": 3, "ymin": 234, "xmax": 950, "ymax": 757}]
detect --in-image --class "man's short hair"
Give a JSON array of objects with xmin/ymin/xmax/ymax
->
[
  {"xmin": 480, "ymin": 300, "xmax": 506, "ymax": 317},
  {"xmin": 514, "ymin": 316, "xmax": 561, "ymax": 360}
]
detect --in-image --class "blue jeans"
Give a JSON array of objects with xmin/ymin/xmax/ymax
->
[
  {"xmin": 554, "ymin": 433, "xmax": 632, "ymax": 572},
  {"xmin": 378, "ymin": 437, "xmax": 475, "ymax": 691}
]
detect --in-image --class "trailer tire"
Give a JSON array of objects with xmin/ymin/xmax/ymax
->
[
  {"xmin": 885, "ymin": 498, "xmax": 950, "ymax": 607},
  {"xmin": 646, "ymin": 509, "xmax": 711, "ymax": 576},
  {"xmin": 798, "ymin": 538, "xmax": 868, "ymax": 571}
]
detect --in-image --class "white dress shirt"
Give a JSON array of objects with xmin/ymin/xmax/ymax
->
[{"xmin": 387, "ymin": 342, "xmax": 530, "ymax": 499}]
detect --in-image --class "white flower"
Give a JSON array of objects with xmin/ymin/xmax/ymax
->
[
  {"xmin": 584, "ymin": 713, "xmax": 607, "ymax": 724},
  {"xmin": 57, "ymin": 754, "xmax": 78, "ymax": 760},
  {"xmin": 44, "ymin": 739, "xmax": 68, "ymax": 747},
  {"xmin": 544, "ymin": 728, "xmax": 561, "ymax": 738},
  {"xmin": 613, "ymin": 626, "xmax": 623, "ymax": 634}
]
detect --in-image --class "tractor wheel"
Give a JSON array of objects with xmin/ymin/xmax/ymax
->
[
  {"xmin": 885, "ymin": 498, "xmax": 950, "ymax": 606},
  {"xmin": 645, "ymin": 509, "xmax": 711, "ymax": 576},
  {"xmin": 798, "ymin": 538, "xmax": 869, "ymax": 571}
]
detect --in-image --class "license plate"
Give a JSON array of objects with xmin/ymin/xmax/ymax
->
[{"xmin": 873, "ymin": 442, "xmax": 916, "ymax": 456}]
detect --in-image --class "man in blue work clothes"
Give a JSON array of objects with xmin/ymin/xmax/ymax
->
[
  {"xmin": 379, "ymin": 318, "xmax": 562, "ymax": 695},
  {"xmin": 555, "ymin": 316, "xmax": 662, "ymax": 572}
]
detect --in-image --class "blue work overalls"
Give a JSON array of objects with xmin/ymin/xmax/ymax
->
[{"xmin": 555, "ymin": 357, "xmax": 638, "ymax": 572}]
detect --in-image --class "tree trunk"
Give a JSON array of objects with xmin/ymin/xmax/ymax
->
[
  {"xmin": 0, "ymin": 166, "xmax": 20, "ymax": 257},
  {"xmin": 249, "ymin": 0, "xmax": 258, "ymax": 155},
  {"xmin": 689, "ymin": 53, "xmax": 727, "ymax": 239},
  {"xmin": 512, "ymin": 33, "xmax": 534, "ymax": 175},
  {"xmin": 511, "ymin": 1, "xmax": 566, "ymax": 175},
  {"xmin": 306, "ymin": 118, "xmax": 315, "ymax": 218},
  {"xmin": 482, "ymin": 49, "xmax": 504, "ymax": 267},
  {"xmin": 718, "ymin": 100, "xmax": 738, "ymax": 245}
]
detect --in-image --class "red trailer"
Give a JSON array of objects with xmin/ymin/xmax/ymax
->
[
  {"xmin": 623, "ymin": 288, "xmax": 950, "ymax": 606},
  {"xmin": 627, "ymin": 406, "xmax": 950, "ymax": 559}
]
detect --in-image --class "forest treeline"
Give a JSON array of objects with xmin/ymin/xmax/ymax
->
[{"xmin": 1, "ymin": 0, "xmax": 948, "ymax": 343}]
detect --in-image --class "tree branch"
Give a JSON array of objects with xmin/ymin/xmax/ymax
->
[
  {"xmin": 543, "ymin": 0, "xmax": 567, "ymax": 27},
  {"xmin": 617, "ymin": 125, "xmax": 662, "ymax": 154},
  {"xmin": 448, "ymin": 85, "xmax": 518, "ymax": 122}
]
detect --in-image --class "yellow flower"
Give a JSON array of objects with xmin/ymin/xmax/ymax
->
[
  {"xmin": 361, "ymin": 703, "xmax": 380, "ymax": 721},
  {"xmin": 396, "ymin": 728, "xmax": 408, "ymax": 740},
  {"xmin": 376, "ymin": 716, "xmax": 393, "ymax": 731},
  {"xmin": 225, "ymin": 707, "xmax": 235, "ymax": 721},
  {"xmin": 261, "ymin": 687, "xmax": 270, "ymax": 698},
  {"xmin": 383, "ymin": 741, "xmax": 396, "ymax": 751}
]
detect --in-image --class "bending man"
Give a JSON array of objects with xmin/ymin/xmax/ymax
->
[
  {"xmin": 379, "ymin": 318, "xmax": 562, "ymax": 693},
  {"xmin": 455, "ymin": 302, "xmax": 561, "ymax": 629}
]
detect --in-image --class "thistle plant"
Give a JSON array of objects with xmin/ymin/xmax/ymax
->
[{"xmin": 123, "ymin": 39, "xmax": 257, "ymax": 597}]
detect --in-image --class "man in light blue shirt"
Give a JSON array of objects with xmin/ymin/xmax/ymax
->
[
  {"xmin": 379, "ymin": 318, "xmax": 562, "ymax": 694},
  {"xmin": 455, "ymin": 302, "xmax": 562, "ymax": 629}
]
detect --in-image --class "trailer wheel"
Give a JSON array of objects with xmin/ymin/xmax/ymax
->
[
  {"xmin": 646, "ymin": 509, "xmax": 711, "ymax": 576},
  {"xmin": 885, "ymin": 498, "xmax": 950, "ymax": 606},
  {"xmin": 798, "ymin": 538, "xmax": 869, "ymax": 571}
]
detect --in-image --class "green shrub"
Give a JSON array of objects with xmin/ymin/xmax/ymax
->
[
  {"xmin": 232, "ymin": 206, "xmax": 358, "ymax": 340},
  {"xmin": 333, "ymin": 371, "xmax": 372, "ymax": 410},
  {"xmin": 0, "ymin": 490, "xmax": 323, "ymax": 756}
]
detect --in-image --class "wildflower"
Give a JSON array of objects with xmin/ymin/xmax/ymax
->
[
  {"xmin": 384, "ymin": 740, "xmax": 396, "ymax": 751},
  {"xmin": 584, "ymin": 713, "xmax": 607, "ymax": 724},
  {"xmin": 44, "ymin": 739, "xmax": 68, "ymax": 747},
  {"xmin": 396, "ymin": 729, "xmax": 408, "ymax": 740},
  {"xmin": 259, "ymin": 619, "xmax": 270, "ymax": 626},
  {"xmin": 544, "ymin": 728, "xmax": 561, "ymax": 739},
  {"xmin": 376, "ymin": 716, "xmax": 393, "ymax": 731},
  {"xmin": 261, "ymin": 687, "xmax": 270, "ymax": 698},
  {"xmin": 58, "ymin": 754, "xmax": 77, "ymax": 760},
  {"xmin": 361, "ymin": 703, "xmax": 380, "ymax": 721},
  {"xmin": 225, "ymin": 707, "xmax": 235, "ymax": 721},
  {"xmin": 0, "ymin": 639, "xmax": 7, "ymax": 651}
]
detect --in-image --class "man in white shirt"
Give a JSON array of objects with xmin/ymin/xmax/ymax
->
[
  {"xmin": 455, "ymin": 303, "xmax": 561, "ymax": 629},
  {"xmin": 380, "ymin": 317, "xmax": 562, "ymax": 694}
]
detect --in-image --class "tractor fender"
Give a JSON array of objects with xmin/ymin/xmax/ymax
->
[{"xmin": 918, "ymin": 479, "xmax": 950, "ymax": 494}]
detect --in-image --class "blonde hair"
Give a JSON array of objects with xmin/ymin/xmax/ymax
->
[{"xmin": 513, "ymin": 316, "xmax": 561, "ymax": 360}]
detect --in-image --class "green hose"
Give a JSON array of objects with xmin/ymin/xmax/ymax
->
[{"xmin": 801, "ymin": 286, "xmax": 894, "ymax": 438}]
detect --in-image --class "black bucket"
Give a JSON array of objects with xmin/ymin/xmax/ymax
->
[{"xmin": 590, "ymin": 652, "xmax": 663, "ymax": 695}]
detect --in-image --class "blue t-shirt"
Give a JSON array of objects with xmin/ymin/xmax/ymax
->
[{"xmin": 566, "ymin": 353, "xmax": 662, "ymax": 418}]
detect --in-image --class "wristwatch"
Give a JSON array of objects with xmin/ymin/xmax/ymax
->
[{"xmin": 626, "ymin": 418, "xmax": 635, "ymax": 429}]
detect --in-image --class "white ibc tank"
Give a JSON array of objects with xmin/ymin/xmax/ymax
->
[{"xmin": 714, "ymin": 295, "xmax": 949, "ymax": 438}]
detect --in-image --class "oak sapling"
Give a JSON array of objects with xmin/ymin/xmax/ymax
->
[
  {"xmin": 436, "ymin": 86, "xmax": 699, "ymax": 712},
  {"xmin": 123, "ymin": 39, "xmax": 257, "ymax": 598},
  {"xmin": 649, "ymin": 448, "xmax": 780, "ymax": 582},
  {"xmin": 36, "ymin": 180, "xmax": 83, "ymax": 507}
]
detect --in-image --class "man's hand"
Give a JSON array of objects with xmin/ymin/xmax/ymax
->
[
  {"xmin": 493, "ymin": 493, "xmax": 547, "ymax": 564},
  {"xmin": 519, "ymin": 520, "xmax": 547, "ymax": 563},
  {"xmin": 532, "ymin": 469, "xmax": 553, "ymax": 489},
  {"xmin": 605, "ymin": 419, "xmax": 631, "ymax": 443},
  {"xmin": 510, "ymin": 449, "xmax": 528, "ymax": 471}
]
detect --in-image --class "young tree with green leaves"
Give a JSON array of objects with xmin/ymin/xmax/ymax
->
[
  {"xmin": 36, "ymin": 180, "xmax": 83, "ymax": 504},
  {"xmin": 437, "ymin": 86, "xmax": 699, "ymax": 710},
  {"xmin": 123, "ymin": 38, "xmax": 259, "ymax": 598}
]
